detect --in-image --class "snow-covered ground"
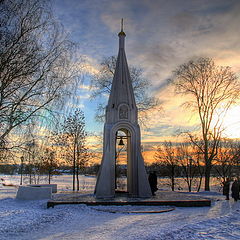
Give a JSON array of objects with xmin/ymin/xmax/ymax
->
[{"xmin": 0, "ymin": 175, "xmax": 240, "ymax": 240}]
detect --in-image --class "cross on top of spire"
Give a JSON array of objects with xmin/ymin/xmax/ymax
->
[{"xmin": 118, "ymin": 18, "xmax": 126, "ymax": 36}]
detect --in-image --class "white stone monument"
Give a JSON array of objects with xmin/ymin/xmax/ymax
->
[{"xmin": 95, "ymin": 20, "xmax": 152, "ymax": 198}]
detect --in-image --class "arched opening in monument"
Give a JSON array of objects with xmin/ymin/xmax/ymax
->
[{"xmin": 115, "ymin": 129, "xmax": 130, "ymax": 192}]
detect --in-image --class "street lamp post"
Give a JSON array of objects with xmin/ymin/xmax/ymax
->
[
  {"xmin": 188, "ymin": 157, "xmax": 193, "ymax": 192},
  {"xmin": 20, "ymin": 156, "xmax": 24, "ymax": 185}
]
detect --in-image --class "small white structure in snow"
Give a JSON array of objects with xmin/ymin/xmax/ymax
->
[
  {"xmin": 16, "ymin": 185, "xmax": 52, "ymax": 200},
  {"xmin": 28, "ymin": 184, "xmax": 57, "ymax": 193},
  {"xmin": 94, "ymin": 21, "xmax": 152, "ymax": 198}
]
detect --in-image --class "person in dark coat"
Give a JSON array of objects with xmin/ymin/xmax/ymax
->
[
  {"xmin": 231, "ymin": 179, "xmax": 240, "ymax": 202},
  {"xmin": 223, "ymin": 178, "xmax": 231, "ymax": 200},
  {"xmin": 148, "ymin": 171, "xmax": 158, "ymax": 196}
]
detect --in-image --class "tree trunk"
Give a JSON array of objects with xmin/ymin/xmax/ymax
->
[
  {"xmin": 72, "ymin": 167, "xmax": 75, "ymax": 191},
  {"xmin": 204, "ymin": 138, "xmax": 211, "ymax": 191},
  {"xmin": 29, "ymin": 153, "xmax": 32, "ymax": 184},
  {"xmin": 171, "ymin": 166, "xmax": 175, "ymax": 191},
  {"xmin": 171, "ymin": 177, "xmax": 174, "ymax": 191},
  {"xmin": 197, "ymin": 175, "xmax": 203, "ymax": 192},
  {"xmin": 48, "ymin": 170, "xmax": 51, "ymax": 184},
  {"xmin": 72, "ymin": 143, "xmax": 77, "ymax": 191},
  {"xmin": 73, "ymin": 156, "xmax": 76, "ymax": 191},
  {"xmin": 204, "ymin": 165, "xmax": 211, "ymax": 191},
  {"xmin": 197, "ymin": 160, "xmax": 203, "ymax": 192},
  {"xmin": 29, "ymin": 168, "xmax": 32, "ymax": 184},
  {"xmin": 76, "ymin": 163, "xmax": 79, "ymax": 191}
]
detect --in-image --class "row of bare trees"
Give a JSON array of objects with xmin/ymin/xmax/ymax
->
[
  {"xmin": 0, "ymin": 109, "xmax": 90, "ymax": 190},
  {"xmin": 169, "ymin": 58, "xmax": 240, "ymax": 191},
  {"xmin": 0, "ymin": 0, "xmax": 91, "ymax": 190},
  {"xmin": 154, "ymin": 139, "xmax": 240, "ymax": 192},
  {"xmin": 57, "ymin": 109, "xmax": 91, "ymax": 191}
]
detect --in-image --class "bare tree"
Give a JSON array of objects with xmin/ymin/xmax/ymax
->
[
  {"xmin": 194, "ymin": 146, "xmax": 205, "ymax": 192},
  {"xmin": 177, "ymin": 143, "xmax": 198, "ymax": 192},
  {"xmin": 90, "ymin": 56, "xmax": 160, "ymax": 125},
  {"xmin": 60, "ymin": 109, "xmax": 87, "ymax": 191},
  {"xmin": 0, "ymin": 0, "xmax": 80, "ymax": 149},
  {"xmin": 171, "ymin": 58, "xmax": 240, "ymax": 191},
  {"xmin": 154, "ymin": 141, "xmax": 179, "ymax": 191},
  {"xmin": 215, "ymin": 140, "xmax": 240, "ymax": 183},
  {"xmin": 19, "ymin": 120, "xmax": 37, "ymax": 184},
  {"xmin": 76, "ymin": 146, "xmax": 91, "ymax": 191},
  {"xmin": 41, "ymin": 147, "xmax": 58, "ymax": 184}
]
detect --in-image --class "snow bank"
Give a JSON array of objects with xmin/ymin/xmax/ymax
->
[
  {"xmin": 0, "ymin": 174, "xmax": 239, "ymax": 240},
  {"xmin": 0, "ymin": 187, "xmax": 239, "ymax": 240}
]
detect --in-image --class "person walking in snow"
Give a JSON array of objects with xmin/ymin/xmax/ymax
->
[
  {"xmin": 148, "ymin": 171, "xmax": 158, "ymax": 196},
  {"xmin": 231, "ymin": 179, "xmax": 240, "ymax": 201},
  {"xmin": 223, "ymin": 178, "xmax": 231, "ymax": 200}
]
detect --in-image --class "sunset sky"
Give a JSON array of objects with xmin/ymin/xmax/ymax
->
[{"xmin": 52, "ymin": 0, "xmax": 240, "ymax": 157}]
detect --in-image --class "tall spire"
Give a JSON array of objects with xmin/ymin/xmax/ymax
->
[
  {"xmin": 106, "ymin": 19, "xmax": 137, "ymax": 124},
  {"xmin": 118, "ymin": 18, "xmax": 126, "ymax": 37}
]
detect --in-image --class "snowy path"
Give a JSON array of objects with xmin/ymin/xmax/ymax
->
[
  {"xmin": 1, "ymin": 175, "xmax": 239, "ymax": 240},
  {"xmin": 0, "ymin": 188, "xmax": 240, "ymax": 240}
]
